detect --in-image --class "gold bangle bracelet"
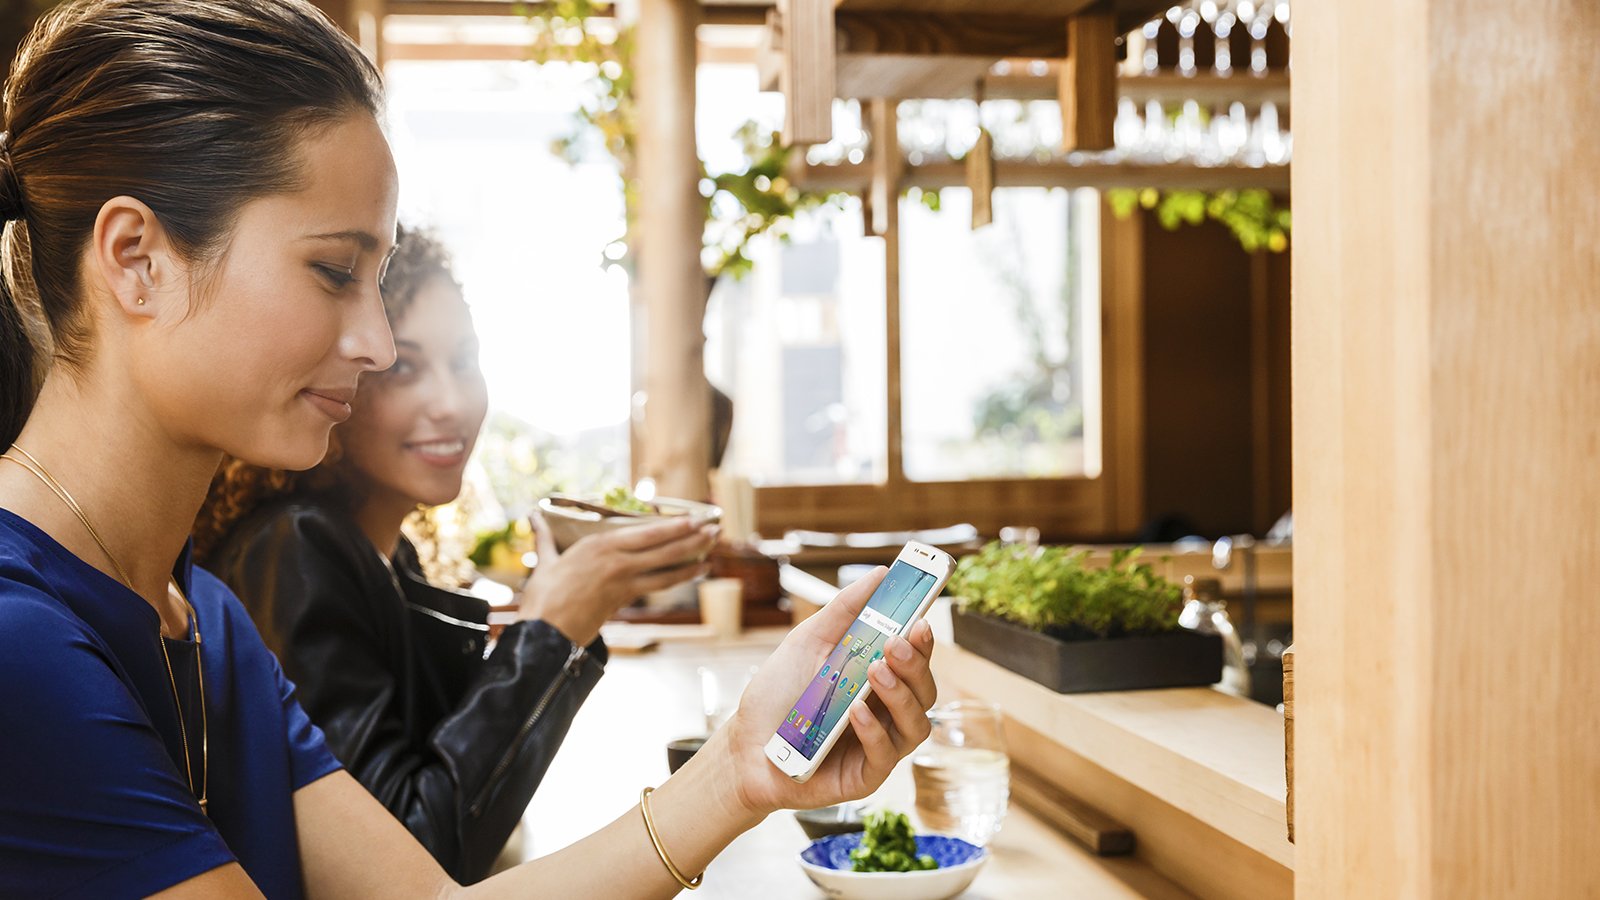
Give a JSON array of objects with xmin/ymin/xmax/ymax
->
[{"xmin": 640, "ymin": 786, "xmax": 704, "ymax": 891}]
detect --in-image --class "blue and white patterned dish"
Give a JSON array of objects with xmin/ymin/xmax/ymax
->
[{"xmin": 797, "ymin": 833, "xmax": 988, "ymax": 900}]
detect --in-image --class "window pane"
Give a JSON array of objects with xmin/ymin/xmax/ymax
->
[
  {"xmin": 899, "ymin": 187, "xmax": 1102, "ymax": 482},
  {"xmin": 385, "ymin": 60, "xmax": 632, "ymax": 516},
  {"xmin": 706, "ymin": 201, "xmax": 888, "ymax": 485}
]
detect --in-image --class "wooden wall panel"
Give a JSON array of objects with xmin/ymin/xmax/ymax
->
[
  {"xmin": 1140, "ymin": 215, "xmax": 1258, "ymax": 538},
  {"xmin": 1293, "ymin": 0, "xmax": 1600, "ymax": 896}
]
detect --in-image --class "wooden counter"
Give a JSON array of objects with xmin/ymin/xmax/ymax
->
[
  {"xmin": 937, "ymin": 644, "xmax": 1292, "ymax": 867},
  {"xmin": 925, "ymin": 600, "xmax": 1294, "ymax": 899},
  {"xmin": 519, "ymin": 621, "xmax": 1194, "ymax": 897}
]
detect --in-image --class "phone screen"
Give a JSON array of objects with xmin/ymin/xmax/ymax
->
[{"xmin": 777, "ymin": 561, "xmax": 939, "ymax": 760}]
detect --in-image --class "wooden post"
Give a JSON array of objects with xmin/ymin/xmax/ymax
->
[
  {"xmin": 1061, "ymin": 8, "xmax": 1117, "ymax": 152},
  {"xmin": 869, "ymin": 99, "xmax": 905, "ymax": 486},
  {"xmin": 967, "ymin": 127, "xmax": 994, "ymax": 229},
  {"xmin": 779, "ymin": 0, "xmax": 835, "ymax": 145},
  {"xmin": 311, "ymin": 0, "xmax": 384, "ymax": 63},
  {"xmin": 1100, "ymin": 200, "xmax": 1143, "ymax": 535},
  {"xmin": 1249, "ymin": 249, "xmax": 1273, "ymax": 535},
  {"xmin": 636, "ymin": 0, "xmax": 711, "ymax": 502},
  {"xmin": 1293, "ymin": 0, "xmax": 1600, "ymax": 896}
]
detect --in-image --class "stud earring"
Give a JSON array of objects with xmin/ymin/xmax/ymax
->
[{"xmin": 136, "ymin": 297, "xmax": 146, "ymax": 306}]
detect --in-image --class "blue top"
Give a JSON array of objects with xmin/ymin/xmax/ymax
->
[{"xmin": 0, "ymin": 507, "xmax": 342, "ymax": 899}]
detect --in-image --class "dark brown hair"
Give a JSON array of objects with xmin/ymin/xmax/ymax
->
[
  {"xmin": 0, "ymin": 0, "xmax": 383, "ymax": 449},
  {"xmin": 192, "ymin": 225, "xmax": 461, "ymax": 563}
]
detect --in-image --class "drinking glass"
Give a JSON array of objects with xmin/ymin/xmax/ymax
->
[
  {"xmin": 912, "ymin": 700, "xmax": 1010, "ymax": 846},
  {"xmin": 698, "ymin": 664, "xmax": 758, "ymax": 734}
]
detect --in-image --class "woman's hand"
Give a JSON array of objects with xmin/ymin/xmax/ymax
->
[
  {"xmin": 698, "ymin": 567, "xmax": 937, "ymax": 818},
  {"xmin": 519, "ymin": 512, "xmax": 719, "ymax": 645}
]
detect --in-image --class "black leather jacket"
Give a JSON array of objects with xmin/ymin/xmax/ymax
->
[{"xmin": 206, "ymin": 499, "xmax": 606, "ymax": 884}]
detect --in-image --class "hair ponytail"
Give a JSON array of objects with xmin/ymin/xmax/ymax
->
[{"xmin": 0, "ymin": 138, "xmax": 36, "ymax": 450}]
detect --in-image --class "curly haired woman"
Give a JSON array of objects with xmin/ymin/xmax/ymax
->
[{"xmin": 195, "ymin": 226, "xmax": 718, "ymax": 882}]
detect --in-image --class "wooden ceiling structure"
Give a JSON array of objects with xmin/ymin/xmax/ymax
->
[
  {"xmin": 759, "ymin": 0, "xmax": 1174, "ymax": 148},
  {"xmin": 313, "ymin": 0, "xmax": 1290, "ymax": 510}
]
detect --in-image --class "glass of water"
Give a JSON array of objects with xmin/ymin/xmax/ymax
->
[
  {"xmin": 912, "ymin": 700, "xmax": 1010, "ymax": 846},
  {"xmin": 698, "ymin": 664, "xmax": 759, "ymax": 734}
]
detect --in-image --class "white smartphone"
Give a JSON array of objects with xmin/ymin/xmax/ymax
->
[{"xmin": 764, "ymin": 541, "xmax": 955, "ymax": 783}]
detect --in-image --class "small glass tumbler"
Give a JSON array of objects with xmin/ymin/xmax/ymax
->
[
  {"xmin": 912, "ymin": 700, "xmax": 1010, "ymax": 846},
  {"xmin": 697, "ymin": 663, "xmax": 758, "ymax": 734}
]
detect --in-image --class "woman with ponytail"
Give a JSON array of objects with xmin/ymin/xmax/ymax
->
[{"xmin": 0, "ymin": 2, "xmax": 937, "ymax": 898}]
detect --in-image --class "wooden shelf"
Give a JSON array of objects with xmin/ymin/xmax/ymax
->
[
  {"xmin": 1119, "ymin": 71, "xmax": 1290, "ymax": 107},
  {"xmin": 833, "ymin": 0, "xmax": 1171, "ymax": 35},
  {"xmin": 794, "ymin": 159, "xmax": 1292, "ymax": 193},
  {"xmin": 926, "ymin": 601, "xmax": 1295, "ymax": 870}
]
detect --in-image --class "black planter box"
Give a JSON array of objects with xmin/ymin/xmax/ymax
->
[{"xmin": 950, "ymin": 607, "xmax": 1224, "ymax": 694}]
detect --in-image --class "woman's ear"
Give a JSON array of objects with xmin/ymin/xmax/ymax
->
[{"xmin": 91, "ymin": 195, "xmax": 177, "ymax": 321}]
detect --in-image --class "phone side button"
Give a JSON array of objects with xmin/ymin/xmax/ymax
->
[{"xmin": 775, "ymin": 745, "xmax": 792, "ymax": 761}]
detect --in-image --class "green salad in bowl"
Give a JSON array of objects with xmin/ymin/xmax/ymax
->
[
  {"xmin": 798, "ymin": 809, "xmax": 988, "ymax": 900},
  {"xmin": 850, "ymin": 811, "xmax": 937, "ymax": 873},
  {"xmin": 536, "ymin": 486, "xmax": 721, "ymax": 553}
]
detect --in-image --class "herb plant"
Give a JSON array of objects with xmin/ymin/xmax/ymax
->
[
  {"xmin": 601, "ymin": 485, "xmax": 653, "ymax": 515},
  {"xmin": 849, "ymin": 810, "xmax": 937, "ymax": 873},
  {"xmin": 949, "ymin": 542, "xmax": 1183, "ymax": 640}
]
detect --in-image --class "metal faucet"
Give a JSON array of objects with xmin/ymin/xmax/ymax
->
[{"xmin": 1212, "ymin": 534, "xmax": 1258, "ymax": 663}]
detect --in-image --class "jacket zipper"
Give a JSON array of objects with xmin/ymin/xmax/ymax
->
[{"xmin": 469, "ymin": 641, "xmax": 588, "ymax": 817}]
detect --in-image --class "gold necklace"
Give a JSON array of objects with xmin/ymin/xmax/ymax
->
[{"xmin": 1, "ymin": 446, "xmax": 208, "ymax": 812}]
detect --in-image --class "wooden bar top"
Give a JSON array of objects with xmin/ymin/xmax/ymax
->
[
  {"xmin": 519, "ymin": 620, "xmax": 1193, "ymax": 897},
  {"xmin": 926, "ymin": 601, "xmax": 1294, "ymax": 870}
]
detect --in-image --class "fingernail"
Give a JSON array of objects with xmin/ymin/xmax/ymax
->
[
  {"xmin": 872, "ymin": 660, "xmax": 898, "ymax": 688},
  {"xmin": 888, "ymin": 635, "xmax": 913, "ymax": 662}
]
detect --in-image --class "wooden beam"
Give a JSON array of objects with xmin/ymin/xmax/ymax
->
[
  {"xmin": 1061, "ymin": 7, "xmax": 1116, "ymax": 152},
  {"xmin": 636, "ymin": 0, "xmax": 712, "ymax": 502},
  {"xmin": 383, "ymin": 0, "xmax": 768, "ymax": 24},
  {"xmin": 838, "ymin": 67, "xmax": 1291, "ymax": 103},
  {"xmin": 837, "ymin": 56, "xmax": 993, "ymax": 100},
  {"xmin": 1293, "ymin": 0, "xmax": 1600, "ymax": 896},
  {"xmin": 780, "ymin": 0, "xmax": 835, "ymax": 145},
  {"xmin": 836, "ymin": 0, "xmax": 1092, "ymax": 13},
  {"xmin": 384, "ymin": 0, "xmax": 612, "ymax": 15},
  {"xmin": 384, "ymin": 38, "xmax": 759, "ymax": 64},
  {"xmin": 793, "ymin": 160, "xmax": 1292, "ymax": 194},
  {"xmin": 836, "ymin": 12, "xmax": 1066, "ymax": 57},
  {"xmin": 832, "ymin": 0, "xmax": 1170, "ymax": 34}
]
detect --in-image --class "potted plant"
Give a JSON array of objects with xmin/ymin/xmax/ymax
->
[{"xmin": 948, "ymin": 543, "xmax": 1223, "ymax": 693}]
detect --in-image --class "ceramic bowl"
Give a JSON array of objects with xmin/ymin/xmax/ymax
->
[
  {"xmin": 797, "ymin": 833, "xmax": 988, "ymax": 900},
  {"xmin": 793, "ymin": 803, "xmax": 867, "ymax": 840},
  {"xmin": 536, "ymin": 493, "xmax": 721, "ymax": 553},
  {"xmin": 666, "ymin": 736, "xmax": 707, "ymax": 774}
]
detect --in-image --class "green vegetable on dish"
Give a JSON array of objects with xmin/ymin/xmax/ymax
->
[
  {"xmin": 849, "ymin": 811, "xmax": 937, "ymax": 873},
  {"xmin": 602, "ymin": 485, "xmax": 654, "ymax": 515}
]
